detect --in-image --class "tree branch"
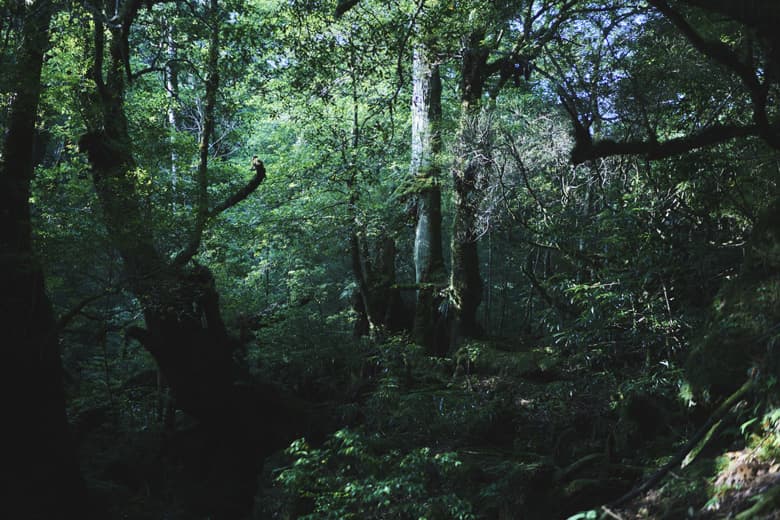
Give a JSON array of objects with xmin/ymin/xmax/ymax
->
[
  {"xmin": 56, "ymin": 290, "xmax": 117, "ymax": 332},
  {"xmin": 335, "ymin": 0, "xmax": 360, "ymax": 18},
  {"xmin": 676, "ymin": 0, "xmax": 780, "ymax": 43},
  {"xmin": 172, "ymin": 0, "xmax": 220, "ymax": 269},
  {"xmin": 208, "ymin": 168, "xmax": 266, "ymax": 218},
  {"xmin": 570, "ymin": 123, "xmax": 761, "ymax": 164},
  {"xmin": 542, "ymin": 5, "xmax": 773, "ymax": 164},
  {"xmin": 171, "ymin": 167, "xmax": 266, "ymax": 267},
  {"xmin": 647, "ymin": 0, "xmax": 761, "ymax": 92},
  {"xmin": 647, "ymin": 0, "xmax": 780, "ymax": 148}
]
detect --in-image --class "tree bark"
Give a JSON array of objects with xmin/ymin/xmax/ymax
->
[
  {"xmin": 449, "ymin": 33, "xmax": 491, "ymax": 349},
  {"xmin": 78, "ymin": 4, "xmax": 299, "ymax": 516},
  {"xmin": 409, "ymin": 44, "xmax": 447, "ymax": 351},
  {"xmin": 0, "ymin": 1, "xmax": 89, "ymax": 517},
  {"xmin": 350, "ymin": 221, "xmax": 406, "ymax": 338}
]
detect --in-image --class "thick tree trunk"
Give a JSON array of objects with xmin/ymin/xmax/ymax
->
[
  {"xmin": 1, "ymin": 1, "xmax": 89, "ymax": 517},
  {"xmin": 449, "ymin": 35, "xmax": 490, "ymax": 349},
  {"xmin": 78, "ymin": 5, "xmax": 301, "ymax": 516},
  {"xmin": 409, "ymin": 44, "xmax": 447, "ymax": 352},
  {"xmin": 80, "ymin": 0, "xmax": 229, "ymax": 424}
]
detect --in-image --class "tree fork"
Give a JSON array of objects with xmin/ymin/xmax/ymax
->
[{"xmin": 78, "ymin": 3, "xmax": 304, "ymax": 515}]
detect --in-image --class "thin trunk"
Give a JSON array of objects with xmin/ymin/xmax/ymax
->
[
  {"xmin": 350, "ymin": 217, "xmax": 404, "ymax": 338},
  {"xmin": 484, "ymin": 228, "xmax": 492, "ymax": 331},
  {"xmin": 166, "ymin": 20, "xmax": 179, "ymax": 204},
  {"xmin": 409, "ymin": 44, "xmax": 446, "ymax": 351},
  {"xmin": 1, "ymin": 1, "xmax": 89, "ymax": 517},
  {"xmin": 349, "ymin": 209, "xmax": 377, "ymax": 334},
  {"xmin": 175, "ymin": 0, "xmax": 218, "ymax": 264},
  {"xmin": 345, "ymin": 52, "xmax": 375, "ymax": 336}
]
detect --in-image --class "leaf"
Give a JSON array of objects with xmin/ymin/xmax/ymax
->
[{"xmin": 739, "ymin": 417, "xmax": 759, "ymax": 436}]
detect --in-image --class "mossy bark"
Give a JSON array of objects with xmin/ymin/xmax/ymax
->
[
  {"xmin": 409, "ymin": 44, "xmax": 448, "ymax": 351},
  {"xmin": 449, "ymin": 34, "xmax": 491, "ymax": 349},
  {"xmin": 79, "ymin": 5, "xmax": 302, "ymax": 516}
]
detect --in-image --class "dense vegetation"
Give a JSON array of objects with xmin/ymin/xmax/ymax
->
[{"xmin": 4, "ymin": 1, "xmax": 780, "ymax": 518}]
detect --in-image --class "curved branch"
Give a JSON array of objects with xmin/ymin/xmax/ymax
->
[
  {"xmin": 647, "ymin": 0, "xmax": 780, "ymax": 148},
  {"xmin": 560, "ymin": 0, "xmax": 780, "ymax": 165},
  {"xmin": 648, "ymin": 0, "xmax": 760, "ymax": 91},
  {"xmin": 677, "ymin": 0, "xmax": 780, "ymax": 43},
  {"xmin": 571, "ymin": 123, "xmax": 761, "ymax": 164},
  {"xmin": 171, "ymin": 168, "xmax": 266, "ymax": 267},
  {"xmin": 208, "ymin": 168, "xmax": 266, "ymax": 218},
  {"xmin": 56, "ymin": 290, "xmax": 117, "ymax": 332},
  {"xmin": 172, "ymin": 0, "xmax": 220, "ymax": 268}
]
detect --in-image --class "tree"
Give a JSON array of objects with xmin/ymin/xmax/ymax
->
[
  {"xmin": 560, "ymin": 0, "xmax": 780, "ymax": 394},
  {"xmin": 1, "ymin": 0, "xmax": 89, "ymax": 517},
  {"xmin": 75, "ymin": 1, "xmax": 297, "ymax": 515},
  {"xmin": 409, "ymin": 41, "xmax": 447, "ymax": 350},
  {"xmin": 445, "ymin": 0, "xmax": 580, "ymax": 348},
  {"xmin": 275, "ymin": 1, "xmax": 414, "ymax": 339}
]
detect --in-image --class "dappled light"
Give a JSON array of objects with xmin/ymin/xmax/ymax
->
[{"xmin": 4, "ymin": 1, "xmax": 780, "ymax": 519}]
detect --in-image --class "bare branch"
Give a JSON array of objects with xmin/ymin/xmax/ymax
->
[{"xmin": 56, "ymin": 289, "xmax": 118, "ymax": 332}]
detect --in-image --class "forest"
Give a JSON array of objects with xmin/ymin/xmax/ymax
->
[{"xmin": 4, "ymin": 0, "xmax": 780, "ymax": 518}]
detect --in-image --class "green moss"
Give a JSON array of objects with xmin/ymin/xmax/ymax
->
[{"xmin": 686, "ymin": 199, "xmax": 780, "ymax": 397}]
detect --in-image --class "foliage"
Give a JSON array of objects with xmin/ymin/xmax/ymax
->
[
  {"xmin": 272, "ymin": 431, "xmax": 474, "ymax": 519},
  {"xmin": 8, "ymin": 0, "xmax": 780, "ymax": 518}
]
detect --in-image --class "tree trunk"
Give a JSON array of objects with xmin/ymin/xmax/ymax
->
[
  {"xmin": 78, "ymin": 4, "xmax": 300, "ymax": 516},
  {"xmin": 346, "ymin": 47, "xmax": 407, "ymax": 338},
  {"xmin": 1, "ymin": 1, "xmax": 89, "ymax": 517},
  {"xmin": 409, "ymin": 44, "xmax": 447, "ymax": 352},
  {"xmin": 350, "ymin": 223, "xmax": 406, "ymax": 338},
  {"xmin": 165, "ymin": 19, "xmax": 179, "ymax": 204},
  {"xmin": 449, "ymin": 34, "xmax": 490, "ymax": 349}
]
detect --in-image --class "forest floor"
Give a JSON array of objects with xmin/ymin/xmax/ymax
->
[{"xmin": 71, "ymin": 331, "xmax": 780, "ymax": 519}]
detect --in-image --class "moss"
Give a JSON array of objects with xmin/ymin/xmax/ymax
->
[{"xmin": 686, "ymin": 199, "xmax": 780, "ymax": 397}]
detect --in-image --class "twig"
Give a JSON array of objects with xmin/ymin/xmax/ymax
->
[
  {"xmin": 601, "ymin": 506, "xmax": 624, "ymax": 520},
  {"xmin": 56, "ymin": 289, "xmax": 118, "ymax": 332}
]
